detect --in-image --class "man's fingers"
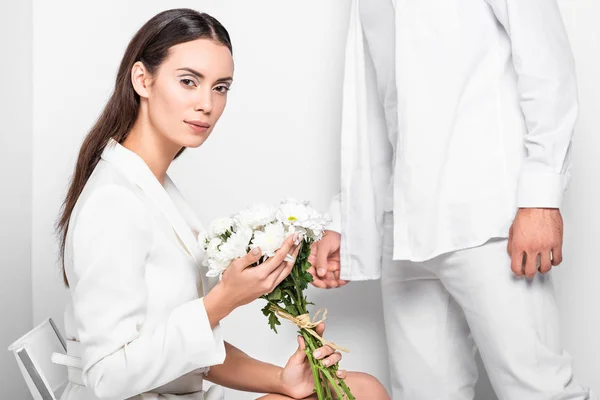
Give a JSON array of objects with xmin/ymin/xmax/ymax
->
[
  {"xmin": 333, "ymin": 271, "xmax": 349, "ymax": 287},
  {"xmin": 524, "ymin": 251, "xmax": 539, "ymax": 279},
  {"xmin": 539, "ymin": 251, "xmax": 552, "ymax": 274},
  {"xmin": 311, "ymin": 278, "xmax": 328, "ymax": 289},
  {"xmin": 316, "ymin": 241, "xmax": 332, "ymax": 278},
  {"xmin": 308, "ymin": 242, "xmax": 318, "ymax": 265},
  {"xmin": 326, "ymin": 278, "xmax": 339, "ymax": 288},
  {"xmin": 551, "ymin": 246, "xmax": 563, "ymax": 266},
  {"xmin": 511, "ymin": 251, "xmax": 525, "ymax": 276}
]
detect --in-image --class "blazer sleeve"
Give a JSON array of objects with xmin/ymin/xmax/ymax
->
[{"xmin": 70, "ymin": 184, "xmax": 226, "ymax": 399}]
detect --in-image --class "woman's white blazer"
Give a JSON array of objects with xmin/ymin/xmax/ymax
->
[{"xmin": 61, "ymin": 138, "xmax": 225, "ymax": 399}]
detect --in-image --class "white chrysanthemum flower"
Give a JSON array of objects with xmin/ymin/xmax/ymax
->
[
  {"xmin": 208, "ymin": 217, "xmax": 234, "ymax": 238},
  {"xmin": 219, "ymin": 225, "xmax": 253, "ymax": 261},
  {"xmin": 206, "ymin": 256, "xmax": 231, "ymax": 277},
  {"xmin": 203, "ymin": 200, "xmax": 332, "ymax": 278},
  {"xmin": 234, "ymin": 203, "xmax": 276, "ymax": 230},
  {"xmin": 277, "ymin": 201, "xmax": 311, "ymax": 227},
  {"xmin": 197, "ymin": 230, "xmax": 209, "ymax": 248},
  {"xmin": 206, "ymin": 237, "xmax": 222, "ymax": 258},
  {"xmin": 251, "ymin": 222, "xmax": 286, "ymax": 257}
]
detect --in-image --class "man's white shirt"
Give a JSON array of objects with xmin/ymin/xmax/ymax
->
[{"xmin": 330, "ymin": 0, "xmax": 578, "ymax": 280}]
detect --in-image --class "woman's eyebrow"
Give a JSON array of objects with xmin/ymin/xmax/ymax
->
[{"xmin": 176, "ymin": 67, "xmax": 233, "ymax": 83}]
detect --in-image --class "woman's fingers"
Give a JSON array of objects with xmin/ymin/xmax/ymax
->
[
  {"xmin": 321, "ymin": 351, "xmax": 342, "ymax": 367},
  {"xmin": 272, "ymin": 241, "xmax": 302, "ymax": 285},
  {"xmin": 313, "ymin": 344, "xmax": 335, "ymax": 361},
  {"xmin": 288, "ymin": 335, "xmax": 307, "ymax": 366},
  {"xmin": 315, "ymin": 323, "xmax": 325, "ymax": 337},
  {"xmin": 336, "ymin": 369, "xmax": 347, "ymax": 379},
  {"xmin": 231, "ymin": 247, "xmax": 263, "ymax": 272},
  {"xmin": 255, "ymin": 235, "xmax": 296, "ymax": 277}
]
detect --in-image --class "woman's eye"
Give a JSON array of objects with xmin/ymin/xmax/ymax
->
[
  {"xmin": 181, "ymin": 79, "xmax": 196, "ymax": 87},
  {"xmin": 214, "ymin": 85, "xmax": 230, "ymax": 94}
]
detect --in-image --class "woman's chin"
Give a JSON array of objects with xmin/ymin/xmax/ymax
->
[{"xmin": 180, "ymin": 134, "xmax": 210, "ymax": 149}]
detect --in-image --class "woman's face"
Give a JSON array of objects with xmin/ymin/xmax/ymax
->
[{"xmin": 144, "ymin": 38, "xmax": 234, "ymax": 149}]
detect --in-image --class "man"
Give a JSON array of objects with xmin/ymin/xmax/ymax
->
[{"xmin": 309, "ymin": 0, "xmax": 594, "ymax": 398}]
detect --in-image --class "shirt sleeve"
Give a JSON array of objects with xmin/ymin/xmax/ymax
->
[
  {"xmin": 486, "ymin": 0, "xmax": 578, "ymax": 208},
  {"xmin": 327, "ymin": 193, "xmax": 342, "ymax": 234},
  {"xmin": 70, "ymin": 184, "xmax": 225, "ymax": 399}
]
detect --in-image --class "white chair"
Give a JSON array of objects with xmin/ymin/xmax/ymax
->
[{"xmin": 7, "ymin": 318, "xmax": 69, "ymax": 400}]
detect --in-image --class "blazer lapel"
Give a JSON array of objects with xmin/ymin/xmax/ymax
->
[
  {"xmin": 100, "ymin": 139, "xmax": 202, "ymax": 269},
  {"xmin": 163, "ymin": 176, "xmax": 216, "ymax": 293}
]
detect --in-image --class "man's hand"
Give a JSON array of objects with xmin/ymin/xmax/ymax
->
[
  {"xmin": 507, "ymin": 208, "xmax": 564, "ymax": 278},
  {"xmin": 307, "ymin": 230, "xmax": 348, "ymax": 289}
]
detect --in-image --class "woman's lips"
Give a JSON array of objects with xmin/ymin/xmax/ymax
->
[{"xmin": 184, "ymin": 120, "xmax": 211, "ymax": 133}]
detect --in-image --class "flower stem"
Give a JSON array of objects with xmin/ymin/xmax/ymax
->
[
  {"xmin": 302, "ymin": 330, "xmax": 348, "ymax": 400},
  {"xmin": 322, "ymin": 369, "xmax": 333, "ymax": 399},
  {"xmin": 319, "ymin": 365, "xmax": 346, "ymax": 399},
  {"xmin": 304, "ymin": 343, "xmax": 325, "ymax": 400}
]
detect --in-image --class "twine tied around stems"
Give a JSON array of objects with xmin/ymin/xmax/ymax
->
[{"xmin": 268, "ymin": 305, "xmax": 349, "ymax": 353}]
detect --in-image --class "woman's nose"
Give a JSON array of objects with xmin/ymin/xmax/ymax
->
[{"xmin": 194, "ymin": 88, "xmax": 213, "ymax": 114}]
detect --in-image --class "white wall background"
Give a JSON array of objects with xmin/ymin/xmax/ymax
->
[
  {"xmin": 0, "ymin": 0, "xmax": 33, "ymax": 397},
  {"xmin": 1, "ymin": 0, "xmax": 598, "ymax": 398}
]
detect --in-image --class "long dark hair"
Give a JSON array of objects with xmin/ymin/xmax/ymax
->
[{"xmin": 55, "ymin": 9, "xmax": 233, "ymax": 286}]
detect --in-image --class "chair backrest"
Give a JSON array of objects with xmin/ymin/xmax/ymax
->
[{"xmin": 7, "ymin": 318, "xmax": 68, "ymax": 400}]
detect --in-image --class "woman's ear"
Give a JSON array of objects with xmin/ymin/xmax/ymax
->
[{"xmin": 131, "ymin": 61, "xmax": 151, "ymax": 99}]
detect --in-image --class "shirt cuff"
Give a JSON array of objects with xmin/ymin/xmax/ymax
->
[
  {"xmin": 327, "ymin": 194, "xmax": 342, "ymax": 234},
  {"xmin": 517, "ymin": 171, "xmax": 566, "ymax": 209}
]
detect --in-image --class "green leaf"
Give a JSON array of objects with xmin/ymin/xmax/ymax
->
[
  {"xmin": 285, "ymin": 304, "xmax": 298, "ymax": 316},
  {"xmin": 268, "ymin": 311, "xmax": 281, "ymax": 333},
  {"xmin": 303, "ymin": 260, "xmax": 312, "ymax": 272},
  {"xmin": 267, "ymin": 287, "xmax": 282, "ymax": 301},
  {"xmin": 261, "ymin": 303, "xmax": 271, "ymax": 317}
]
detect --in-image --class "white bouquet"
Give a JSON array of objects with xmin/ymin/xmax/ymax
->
[{"xmin": 198, "ymin": 198, "xmax": 354, "ymax": 400}]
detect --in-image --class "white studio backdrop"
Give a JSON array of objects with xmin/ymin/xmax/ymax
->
[
  {"xmin": 0, "ymin": 0, "xmax": 596, "ymax": 398},
  {"xmin": 0, "ymin": 0, "xmax": 33, "ymax": 397}
]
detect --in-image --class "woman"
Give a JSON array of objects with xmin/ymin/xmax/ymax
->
[{"xmin": 55, "ymin": 8, "xmax": 389, "ymax": 400}]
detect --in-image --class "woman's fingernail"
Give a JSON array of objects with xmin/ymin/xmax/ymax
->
[
  {"xmin": 313, "ymin": 350, "xmax": 321, "ymax": 358},
  {"xmin": 323, "ymin": 359, "xmax": 330, "ymax": 366},
  {"xmin": 337, "ymin": 370, "xmax": 343, "ymax": 377},
  {"xmin": 252, "ymin": 248, "xmax": 260, "ymax": 255},
  {"xmin": 318, "ymin": 268, "xmax": 326, "ymax": 276}
]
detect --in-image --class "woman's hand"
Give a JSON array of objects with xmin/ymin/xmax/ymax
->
[
  {"xmin": 205, "ymin": 234, "xmax": 301, "ymax": 327},
  {"xmin": 279, "ymin": 323, "xmax": 346, "ymax": 399}
]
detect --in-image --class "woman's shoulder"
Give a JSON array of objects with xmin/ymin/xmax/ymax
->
[{"xmin": 72, "ymin": 160, "xmax": 149, "ymax": 224}]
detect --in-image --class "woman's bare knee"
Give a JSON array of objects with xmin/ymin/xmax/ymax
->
[
  {"xmin": 256, "ymin": 394, "xmax": 318, "ymax": 400},
  {"xmin": 255, "ymin": 372, "xmax": 389, "ymax": 400},
  {"xmin": 344, "ymin": 372, "xmax": 390, "ymax": 399}
]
